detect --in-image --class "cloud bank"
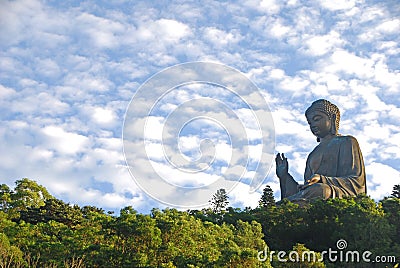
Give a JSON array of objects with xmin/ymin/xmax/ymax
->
[{"xmin": 0, "ymin": 0, "xmax": 399, "ymax": 212}]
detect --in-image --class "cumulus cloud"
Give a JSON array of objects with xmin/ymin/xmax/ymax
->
[
  {"xmin": 135, "ymin": 18, "xmax": 191, "ymax": 44},
  {"xmin": 76, "ymin": 12, "xmax": 126, "ymax": 49},
  {"xmin": 367, "ymin": 162, "xmax": 400, "ymax": 200},
  {"xmin": 302, "ymin": 31, "xmax": 345, "ymax": 56},
  {"xmin": 203, "ymin": 27, "xmax": 242, "ymax": 47},
  {"xmin": 321, "ymin": 50, "xmax": 375, "ymax": 79},
  {"xmin": 317, "ymin": 0, "xmax": 357, "ymax": 11},
  {"xmin": 42, "ymin": 126, "xmax": 89, "ymax": 155}
]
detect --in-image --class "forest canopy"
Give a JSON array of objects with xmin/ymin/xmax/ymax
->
[{"xmin": 1, "ymin": 178, "xmax": 399, "ymax": 268}]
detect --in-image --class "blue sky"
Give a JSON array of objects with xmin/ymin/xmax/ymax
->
[{"xmin": 0, "ymin": 0, "xmax": 399, "ymax": 213}]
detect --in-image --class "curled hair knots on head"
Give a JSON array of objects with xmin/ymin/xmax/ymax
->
[{"xmin": 305, "ymin": 99, "xmax": 340, "ymax": 134}]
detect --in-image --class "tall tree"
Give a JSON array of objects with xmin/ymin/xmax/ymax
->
[
  {"xmin": 272, "ymin": 243, "xmax": 325, "ymax": 268},
  {"xmin": 0, "ymin": 184, "xmax": 12, "ymax": 213},
  {"xmin": 391, "ymin": 184, "xmax": 400, "ymax": 198},
  {"xmin": 259, "ymin": 185, "xmax": 276, "ymax": 209},
  {"xmin": 381, "ymin": 197, "xmax": 400, "ymax": 257},
  {"xmin": 12, "ymin": 178, "xmax": 53, "ymax": 211},
  {"xmin": 209, "ymin": 188, "xmax": 229, "ymax": 214},
  {"xmin": 0, "ymin": 233, "xmax": 24, "ymax": 268},
  {"xmin": 19, "ymin": 198, "xmax": 82, "ymax": 226}
]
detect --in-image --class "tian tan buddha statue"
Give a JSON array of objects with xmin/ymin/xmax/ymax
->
[{"xmin": 276, "ymin": 99, "xmax": 366, "ymax": 203}]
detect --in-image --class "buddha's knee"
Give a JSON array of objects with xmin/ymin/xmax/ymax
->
[{"xmin": 302, "ymin": 183, "xmax": 332, "ymax": 200}]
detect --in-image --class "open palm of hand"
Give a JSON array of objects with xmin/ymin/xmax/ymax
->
[{"xmin": 275, "ymin": 153, "xmax": 289, "ymax": 179}]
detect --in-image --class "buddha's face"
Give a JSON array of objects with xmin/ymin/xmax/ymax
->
[{"xmin": 306, "ymin": 110, "xmax": 332, "ymax": 138}]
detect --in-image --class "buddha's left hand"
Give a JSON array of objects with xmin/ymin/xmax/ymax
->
[{"xmin": 299, "ymin": 174, "xmax": 321, "ymax": 190}]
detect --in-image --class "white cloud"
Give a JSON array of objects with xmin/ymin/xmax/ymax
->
[
  {"xmin": 64, "ymin": 73, "xmax": 113, "ymax": 92},
  {"xmin": 259, "ymin": 0, "xmax": 281, "ymax": 14},
  {"xmin": 215, "ymin": 143, "xmax": 232, "ymax": 163},
  {"xmin": 358, "ymin": 6, "xmax": 385, "ymax": 23},
  {"xmin": 42, "ymin": 126, "xmax": 89, "ymax": 155},
  {"xmin": 367, "ymin": 162, "xmax": 400, "ymax": 201},
  {"xmin": 156, "ymin": 19, "xmax": 191, "ymax": 41},
  {"xmin": 9, "ymin": 91, "xmax": 70, "ymax": 116},
  {"xmin": 272, "ymin": 108, "xmax": 309, "ymax": 137},
  {"xmin": 279, "ymin": 76, "xmax": 310, "ymax": 92},
  {"xmin": 136, "ymin": 19, "xmax": 191, "ymax": 44},
  {"xmin": 77, "ymin": 12, "xmax": 126, "ymax": 49},
  {"xmin": 203, "ymin": 27, "xmax": 242, "ymax": 47},
  {"xmin": 269, "ymin": 20, "xmax": 291, "ymax": 38},
  {"xmin": 377, "ymin": 40, "xmax": 399, "ymax": 53},
  {"xmin": 48, "ymin": 171, "xmax": 144, "ymax": 210},
  {"xmin": 305, "ymin": 71, "xmax": 348, "ymax": 93},
  {"xmin": 0, "ymin": 84, "xmax": 16, "ymax": 98},
  {"xmin": 145, "ymin": 142, "xmax": 164, "ymax": 161},
  {"xmin": 0, "ymin": 0, "xmax": 43, "ymax": 45},
  {"xmin": 92, "ymin": 107, "xmax": 116, "ymax": 124},
  {"xmin": 321, "ymin": 50, "xmax": 375, "ymax": 79},
  {"xmin": 144, "ymin": 116, "xmax": 165, "ymax": 141},
  {"xmin": 317, "ymin": 0, "xmax": 357, "ymax": 11},
  {"xmin": 288, "ymin": 6, "xmax": 324, "ymax": 36},
  {"xmin": 229, "ymin": 182, "xmax": 261, "ymax": 208},
  {"xmin": 149, "ymin": 161, "xmax": 220, "ymax": 187},
  {"xmin": 376, "ymin": 19, "xmax": 400, "ymax": 34},
  {"xmin": 35, "ymin": 58, "xmax": 61, "ymax": 78},
  {"xmin": 302, "ymin": 31, "xmax": 345, "ymax": 56},
  {"xmin": 373, "ymin": 58, "xmax": 400, "ymax": 92},
  {"xmin": 269, "ymin": 68, "xmax": 285, "ymax": 79}
]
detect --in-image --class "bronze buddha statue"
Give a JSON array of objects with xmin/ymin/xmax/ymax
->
[{"xmin": 276, "ymin": 99, "xmax": 366, "ymax": 203}]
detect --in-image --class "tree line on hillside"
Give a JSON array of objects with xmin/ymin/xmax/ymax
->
[{"xmin": 1, "ymin": 178, "xmax": 399, "ymax": 268}]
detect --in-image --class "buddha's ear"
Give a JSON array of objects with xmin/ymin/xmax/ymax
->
[{"xmin": 330, "ymin": 114, "xmax": 337, "ymax": 135}]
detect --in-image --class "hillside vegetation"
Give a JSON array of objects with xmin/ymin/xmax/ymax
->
[{"xmin": 1, "ymin": 179, "xmax": 399, "ymax": 267}]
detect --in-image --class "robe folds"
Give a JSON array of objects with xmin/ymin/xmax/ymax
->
[
  {"xmin": 285, "ymin": 135, "xmax": 366, "ymax": 201},
  {"xmin": 304, "ymin": 135, "xmax": 366, "ymax": 198}
]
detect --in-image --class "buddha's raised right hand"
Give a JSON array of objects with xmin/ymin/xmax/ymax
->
[{"xmin": 275, "ymin": 153, "xmax": 289, "ymax": 179}]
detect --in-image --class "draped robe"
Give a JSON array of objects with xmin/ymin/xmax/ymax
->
[{"xmin": 283, "ymin": 135, "xmax": 366, "ymax": 201}]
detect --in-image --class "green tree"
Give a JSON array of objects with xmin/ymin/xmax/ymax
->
[
  {"xmin": 255, "ymin": 199, "xmax": 307, "ymax": 250},
  {"xmin": 2, "ymin": 178, "xmax": 399, "ymax": 268},
  {"xmin": 0, "ymin": 232, "xmax": 24, "ymax": 267},
  {"xmin": 76, "ymin": 205, "xmax": 114, "ymax": 267},
  {"xmin": 109, "ymin": 206, "xmax": 161, "ymax": 267},
  {"xmin": 222, "ymin": 206, "xmax": 257, "ymax": 226},
  {"xmin": 259, "ymin": 185, "xmax": 276, "ymax": 209},
  {"xmin": 152, "ymin": 208, "xmax": 220, "ymax": 267},
  {"xmin": 19, "ymin": 198, "xmax": 82, "ymax": 226},
  {"xmin": 232, "ymin": 220, "xmax": 272, "ymax": 267},
  {"xmin": 9, "ymin": 178, "xmax": 53, "ymax": 220},
  {"xmin": 0, "ymin": 184, "xmax": 12, "ymax": 213},
  {"xmin": 210, "ymin": 188, "xmax": 229, "ymax": 214},
  {"xmin": 272, "ymin": 243, "xmax": 325, "ymax": 268},
  {"xmin": 391, "ymin": 185, "xmax": 400, "ymax": 198},
  {"xmin": 381, "ymin": 197, "xmax": 400, "ymax": 256}
]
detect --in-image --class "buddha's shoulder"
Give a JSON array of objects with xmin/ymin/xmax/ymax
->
[{"xmin": 334, "ymin": 135, "xmax": 359, "ymax": 145}]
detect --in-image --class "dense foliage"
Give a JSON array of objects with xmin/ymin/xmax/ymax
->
[{"xmin": 0, "ymin": 179, "xmax": 399, "ymax": 267}]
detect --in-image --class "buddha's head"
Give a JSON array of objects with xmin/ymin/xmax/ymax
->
[{"xmin": 305, "ymin": 99, "xmax": 340, "ymax": 142}]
